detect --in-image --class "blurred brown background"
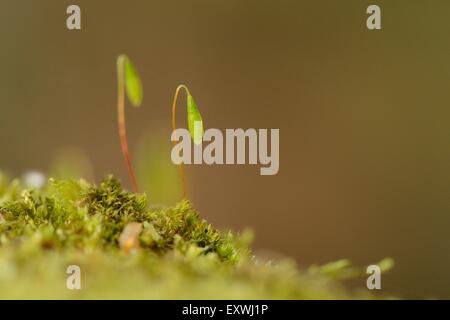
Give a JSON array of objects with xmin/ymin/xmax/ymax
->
[{"xmin": 0, "ymin": 0, "xmax": 449, "ymax": 298}]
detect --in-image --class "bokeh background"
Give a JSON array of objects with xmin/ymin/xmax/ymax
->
[{"xmin": 0, "ymin": 0, "xmax": 449, "ymax": 298}]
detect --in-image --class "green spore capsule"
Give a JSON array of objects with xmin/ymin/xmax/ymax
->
[
  {"xmin": 119, "ymin": 55, "xmax": 143, "ymax": 107},
  {"xmin": 187, "ymin": 94, "xmax": 204, "ymax": 145}
]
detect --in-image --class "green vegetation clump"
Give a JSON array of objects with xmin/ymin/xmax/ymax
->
[{"xmin": 0, "ymin": 173, "xmax": 392, "ymax": 299}]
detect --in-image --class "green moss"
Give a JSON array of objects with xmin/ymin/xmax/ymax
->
[{"xmin": 0, "ymin": 173, "xmax": 393, "ymax": 299}]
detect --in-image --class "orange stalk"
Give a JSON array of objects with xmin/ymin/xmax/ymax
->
[
  {"xmin": 117, "ymin": 57, "xmax": 140, "ymax": 193},
  {"xmin": 171, "ymin": 84, "xmax": 190, "ymax": 198}
]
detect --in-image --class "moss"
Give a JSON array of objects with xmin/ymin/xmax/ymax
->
[{"xmin": 0, "ymin": 173, "xmax": 392, "ymax": 299}]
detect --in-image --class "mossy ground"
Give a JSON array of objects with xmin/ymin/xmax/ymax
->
[{"xmin": 0, "ymin": 174, "xmax": 391, "ymax": 299}]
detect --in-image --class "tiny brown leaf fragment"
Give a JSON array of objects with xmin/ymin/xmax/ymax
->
[
  {"xmin": 119, "ymin": 222, "xmax": 143, "ymax": 254},
  {"xmin": 0, "ymin": 212, "xmax": 5, "ymax": 224}
]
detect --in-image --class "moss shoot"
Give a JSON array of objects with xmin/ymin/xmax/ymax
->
[{"xmin": 0, "ymin": 173, "xmax": 393, "ymax": 299}]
